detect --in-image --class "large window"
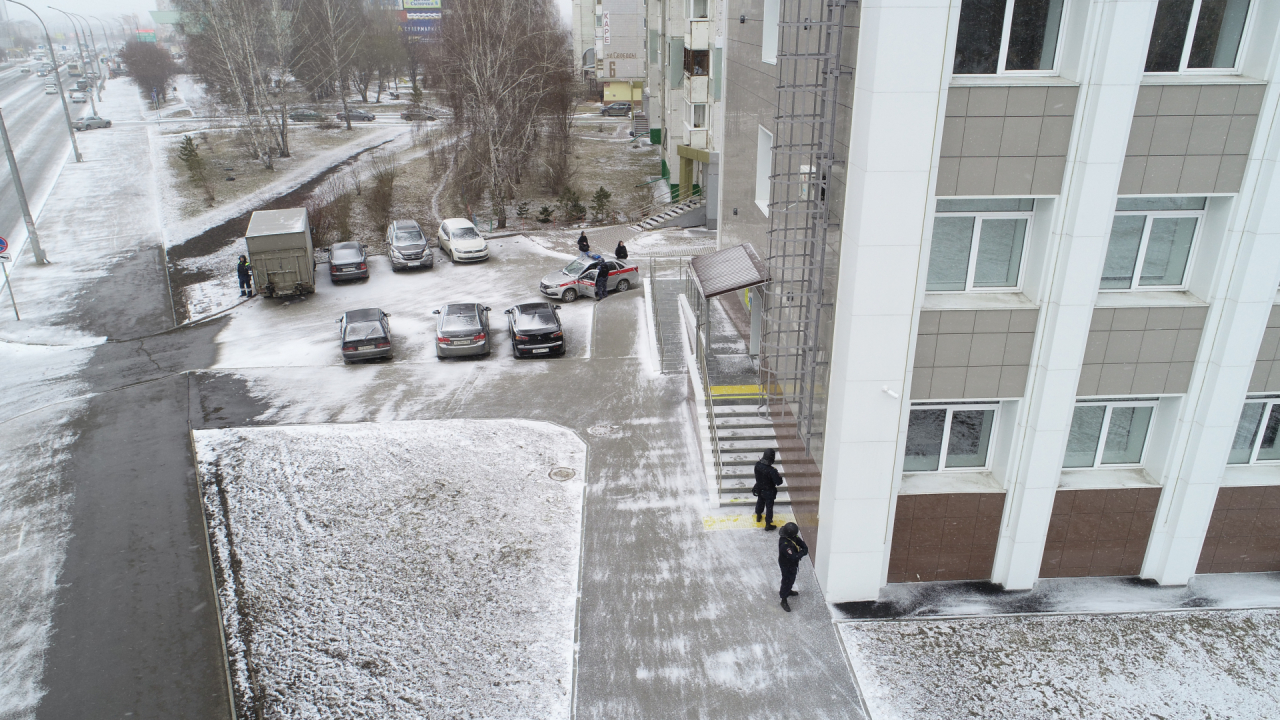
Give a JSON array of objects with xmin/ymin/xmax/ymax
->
[
  {"xmin": 904, "ymin": 403, "xmax": 998, "ymax": 472},
  {"xmin": 762, "ymin": 0, "xmax": 779, "ymax": 65},
  {"xmin": 1228, "ymin": 397, "xmax": 1280, "ymax": 464},
  {"xmin": 953, "ymin": 0, "xmax": 1067, "ymax": 75},
  {"xmin": 926, "ymin": 199, "xmax": 1033, "ymax": 292},
  {"xmin": 1100, "ymin": 197, "xmax": 1203, "ymax": 291},
  {"xmin": 755, "ymin": 125, "xmax": 773, "ymax": 216},
  {"xmin": 1063, "ymin": 399, "xmax": 1157, "ymax": 468},
  {"xmin": 1145, "ymin": 0, "xmax": 1252, "ymax": 73}
]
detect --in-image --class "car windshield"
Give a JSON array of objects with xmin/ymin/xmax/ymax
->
[
  {"xmin": 344, "ymin": 322, "xmax": 384, "ymax": 341},
  {"xmin": 563, "ymin": 259, "xmax": 587, "ymax": 275},
  {"xmin": 331, "ymin": 245, "xmax": 362, "ymax": 263},
  {"xmin": 439, "ymin": 305, "xmax": 480, "ymax": 332},
  {"xmin": 517, "ymin": 308, "xmax": 557, "ymax": 328},
  {"xmin": 450, "ymin": 226, "xmax": 481, "ymax": 240},
  {"xmin": 393, "ymin": 229, "xmax": 424, "ymax": 245}
]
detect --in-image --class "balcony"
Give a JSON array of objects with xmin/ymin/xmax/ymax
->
[
  {"xmin": 688, "ymin": 20, "xmax": 710, "ymax": 50},
  {"xmin": 685, "ymin": 74, "xmax": 709, "ymax": 104}
]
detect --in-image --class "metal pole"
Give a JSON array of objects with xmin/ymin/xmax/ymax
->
[
  {"xmin": 48, "ymin": 8, "xmax": 95, "ymax": 115},
  {"xmin": 0, "ymin": 107, "xmax": 48, "ymax": 264},
  {"xmin": 69, "ymin": 13, "xmax": 100, "ymax": 108},
  {"xmin": 4, "ymin": 1, "xmax": 81, "ymax": 162},
  {"xmin": 81, "ymin": 14, "xmax": 105, "ymax": 101},
  {"xmin": 1, "ymin": 263, "xmax": 19, "ymax": 320}
]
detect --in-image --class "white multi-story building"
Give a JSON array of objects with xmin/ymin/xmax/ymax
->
[{"xmin": 703, "ymin": 0, "xmax": 1280, "ymax": 603}]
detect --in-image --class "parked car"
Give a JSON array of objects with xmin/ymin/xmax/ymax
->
[
  {"xmin": 539, "ymin": 255, "xmax": 639, "ymax": 302},
  {"xmin": 505, "ymin": 302, "xmax": 565, "ymax": 358},
  {"xmin": 437, "ymin": 218, "xmax": 489, "ymax": 263},
  {"xmin": 386, "ymin": 220, "xmax": 433, "ymax": 271},
  {"xmin": 400, "ymin": 108, "xmax": 437, "ymax": 121},
  {"xmin": 336, "ymin": 109, "xmax": 375, "ymax": 122},
  {"xmin": 72, "ymin": 115, "xmax": 111, "ymax": 130},
  {"xmin": 432, "ymin": 302, "xmax": 491, "ymax": 358},
  {"xmin": 601, "ymin": 102, "xmax": 632, "ymax": 116},
  {"xmin": 69, "ymin": 91, "xmax": 87, "ymax": 103},
  {"xmin": 287, "ymin": 109, "xmax": 325, "ymax": 122},
  {"xmin": 339, "ymin": 308, "xmax": 393, "ymax": 363},
  {"xmin": 43, "ymin": 84, "xmax": 57, "ymax": 95},
  {"xmin": 329, "ymin": 241, "xmax": 369, "ymax": 282}
]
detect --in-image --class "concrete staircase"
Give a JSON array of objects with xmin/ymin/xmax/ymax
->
[
  {"xmin": 628, "ymin": 195, "xmax": 706, "ymax": 232},
  {"xmin": 632, "ymin": 112, "xmax": 650, "ymax": 139},
  {"xmin": 710, "ymin": 390, "xmax": 796, "ymax": 508}
]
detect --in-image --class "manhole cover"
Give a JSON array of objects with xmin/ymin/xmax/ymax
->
[
  {"xmin": 549, "ymin": 467, "xmax": 576, "ymax": 481},
  {"xmin": 588, "ymin": 424, "xmax": 621, "ymax": 437}
]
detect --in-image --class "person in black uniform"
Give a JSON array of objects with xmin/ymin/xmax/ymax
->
[
  {"xmin": 615, "ymin": 239, "xmax": 628, "ymax": 260},
  {"xmin": 577, "ymin": 232, "xmax": 590, "ymax": 255},
  {"xmin": 236, "ymin": 255, "xmax": 253, "ymax": 297},
  {"xmin": 593, "ymin": 256, "xmax": 610, "ymax": 300},
  {"xmin": 778, "ymin": 522, "xmax": 808, "ymax": 612},
  {"xmin": 753, "ymin": 448, "xmax": 784, "ymax": 530}
]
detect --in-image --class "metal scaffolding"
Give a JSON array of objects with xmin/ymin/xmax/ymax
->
[{"xmin": 759, "ymin": 0, "xmax": 849, "ymax": 452}]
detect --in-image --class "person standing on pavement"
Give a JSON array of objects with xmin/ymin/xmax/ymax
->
[
  {"xmin": 236, "ymin": 255, "xmax": 253, "ymax": 297},
  {"xmin": 578, "ymin": 232, "xmax": 590, "ymax": 256},
  {"xmin": 778, "ymin": 522, "xmax": 808, "ymax": 612},
  {"xmin": 753, "ymin": 448, "xmax": 784, "ymax": 530},
  {"xmin": 615, "ymin": 239, "xmax": 629, "ymax": 260},
  {"xmin": 593, "ymin": 255, "xmax": 610, "ymax": 300}
]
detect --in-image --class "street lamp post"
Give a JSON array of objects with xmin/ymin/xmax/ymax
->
[
  {"xmin": 68, "ymin": 12, "xmax": 102, "ymax": 103},
  {"xmin": 0, "ymin": 107, "xmax": 49, "ymax": 264},
  {"xmin": 49, "ymin": 8, "xmax": 96, "ymax": 115},
  {"xmin": 4, "ymin": 0, "xmax": 82, "ymax": 163}
]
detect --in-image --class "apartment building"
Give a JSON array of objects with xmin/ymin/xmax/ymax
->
[{"xmin": 702, "ymin": 0, "xmax": 1280, "ymax": 604}]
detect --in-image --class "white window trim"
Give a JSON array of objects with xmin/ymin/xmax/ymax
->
[
  {"xmin": 956, "ymin": 0, "xmax": 1068, "ymax": 77},
  {"xmin": 1099, "ymin": 205, "xmax": 1204, "ymax": 292},
  {"xmin": 906, "ymin": 401, "xmax": 1001, "ymax": 473},
  {"xmin": 1067, "ymin": 399, "xmax": 1159, "ymax": 469},
  {"xmin": 927, "ymin": 207, "xmax": 1034, "ymax": 294},
  {"xmin": 1231, "ymin": 395, "xmax": 1280, "ymax": 465},
  {"xmin": 761, "ymin": 0, "xmax": 779, "ymax": 65},
  {"xmin": 1145, "ymin": 0, "xmax": 1256, "ymax": 76},
  {"xmin": 755, "ymin": 125, "xmax": 772, "ymax": 217}
]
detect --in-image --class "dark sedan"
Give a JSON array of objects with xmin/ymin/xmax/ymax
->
[
  {"xmin": 329, "ymin": 241, "xmax": 369, "ymax": 282},
  {"xmin": 339, "ymin": 308, "xmax": 392, "ymax": 363},
  {"xmin": 433, "ymin": 303, "xmax": 491, "ymax": 358},
  {"xmin": 400, "ymin": 108, "xmax": 438, "ymax": 121},
  {"xmin": 336, "ymin": 109, "xmax": 376, "ymax": 122},
  {"xmin": 601, "ymin": 102, "xmax": 632, "ymax": 116},
  {"xmin": 505, "ymin": 302, "xmax": 564, "ymax": 357},
  {"xmin": 288, "ymin": 109, "xmax": 326, "ymax": 122}
]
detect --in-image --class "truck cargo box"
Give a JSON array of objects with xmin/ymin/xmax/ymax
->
[{"xmin": 245, "ymin": 208, "xmax": 316, "ymax": 297}]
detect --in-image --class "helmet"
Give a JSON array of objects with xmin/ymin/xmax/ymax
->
[{"xmin": 781, "ymin": 522, "xmax": 799, "ymax": 538}]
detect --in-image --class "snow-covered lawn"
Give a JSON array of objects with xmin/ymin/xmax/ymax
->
[
  {"xmin": 193, "ymin": 420, "xmax": 586, "ymax": 719},
  {"xmin": 840, "ymin": 609, "xmax": 1280, "ymax": 720}
]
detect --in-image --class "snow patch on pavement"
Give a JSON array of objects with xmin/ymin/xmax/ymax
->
[
  {"xmin": 840, "ymin": 610, "xmax": 1280, "ymax": 720},
  {"xmin": 193, "ymin": 419, "xmax": 586, "ymax": 719}
]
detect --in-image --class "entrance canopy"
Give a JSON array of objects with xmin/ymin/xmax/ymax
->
[{"xmin": 689, "ymin": 243, "xmax": 770, "ymax": 299}]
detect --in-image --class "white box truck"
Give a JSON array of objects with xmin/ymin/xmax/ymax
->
[{"xmin": 245, "ymin": 208, "xmax": 316, "ymax": 298}]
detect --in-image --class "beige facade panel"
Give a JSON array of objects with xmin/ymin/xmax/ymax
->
[
  {"xmin": 912, "ymin": 309, "xmax": 1038, "ymax": 400},
  {"xmin": 1248, "ymin": 305, "xmax": 1280, "ymax": 393},
  {"xmin": 1078, "ymin": 306, "xmax": 1208, "ymax": 396}
]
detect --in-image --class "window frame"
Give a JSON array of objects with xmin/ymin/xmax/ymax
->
[
  {"xmin": 1145, "ymin": 0, "xmax": 1256, "ymax": 76},
  {"xmin": 1065, "ymin": 398, "xmax": 1159, "ymax": 469},
  {"xmin": 954, "ymin": 0, "xmax": 1069, "ymax": 77},
  {"xmin": 926, "ymin": 202, "xmax": 1034, "ymax": 294},
  {"xmin": 1229, "ymin": 395, "xmax": 1280, "ymax": 465},
  {"xmin": 762, "ymin": 0, "xmax": 779, "ymax": 65},
  {"xmin": 755, "ymin": 125, "xmax": 773, "ymax": 217},
  {"xmin": 904, "ymin": 401, "xmax": 1001, "ymax": 473},
  {"xmin": 1100, "ymin": 202, "xmax": 1205, "ymax": 292}
]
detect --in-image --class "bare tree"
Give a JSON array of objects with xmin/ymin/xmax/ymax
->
[{"xmin": 295, "ymin": 0, "xmax": 366, "ymax": 130}]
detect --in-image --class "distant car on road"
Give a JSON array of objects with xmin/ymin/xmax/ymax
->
[
  {"xmin": 336, "ymin": 109, "xmax": 375, "ymax": 122},
  {"xmin": 432, "ymin": 302, "xmax": 491, "ymax": 358},
  {"xmin": 287, "ymin": 109, "xmax": 326, "ymax": 122},
  {"xmin": 19, "ymin": 67, "xmax": 30, "ymax": 74},
  {"xmin": 73, "ymin": 79, "xmax": 89, "ymax": 91},
  {"xmin": 505, "ymin": 302, "xmax": 565, "ymax": 357},
  {"xmin": 339, "ymin": 308, "xmax": 393, "ymax": 363},
  {"xmin": 69, "ymin": 90, "xmax": 87, "ymax": 103},
  {"xmin": 72, "ymin": 115, "xmax": 111, "ymax": 130},
  {"xmin": 539, "ymin": 255, "xmax": 638, "ymax": 302},
  {"xmin": 400, "ymin": 108, "xmax": 437, "ymax": 121},
  {"xmin": 43, "ymin": 83, "xmax": 57, "ymax": 95},
  {"xmin": 437, "ymin": 218, "xmax": 489, "ymax": 263},
  {"xmin": 386, "ymin": 219, "xmax": 433, "ymax": 271},
  {"xmin": 601, "ymin": 102, "xmax": 632, "ymax": 116},
  {"xmin": 329, "ymin": 241, "xmax": 369, "ymax": 282}
]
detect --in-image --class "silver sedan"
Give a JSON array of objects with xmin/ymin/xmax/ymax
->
[{"xmin": 432, "ymin": 302, "xmax": 492, "ymax": 358}]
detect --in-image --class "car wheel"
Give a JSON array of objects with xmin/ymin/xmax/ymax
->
[
  {"xmin": 615, "ymin": 279, "xmax": 630, "ymax": 292},
  {"xmin": 451, "ymin": 251, "xmax": 458, "ymax": 263},
  {"xmin": 561, "ymin": 288, "xmax": 578, "ymax": 302}
]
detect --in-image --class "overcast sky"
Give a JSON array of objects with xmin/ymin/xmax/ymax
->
[{"xmin": 5, "ymin": 0, "xmax": 154, "ymax": 43}]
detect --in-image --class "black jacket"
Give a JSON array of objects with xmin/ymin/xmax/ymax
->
[
  {"xmin": 615, "ymin": 243, "xmax": 628, "ymax": 260},
  {"xmin": 779, "ymin": 535, "xmax": 809, "ymax": 567},
  {"xmin": 577, "ymin": 235, "xmax": 590, "ymax": 252},
  {"xmin": 236, "ymin": 260, "xmax": 252, "ymax": 282},
  {"xmin": 594, "ymin": 260, "xmax": 610, "ymax": 287},
  {"xmin": 753, "ymin": 460, "xmax": 783, "ymax": 500}
]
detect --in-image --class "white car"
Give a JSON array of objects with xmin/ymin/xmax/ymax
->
[
  {"xmin": 437, "ymin": 218, "xmax": 489, "ymax": 263},
  {"xmin": 69, "ymin": 91, "xmax": 87, "ymax": 103},
  {"xmin": 43, "ymin": 84, "xmax": 57, "ymax": 95}
]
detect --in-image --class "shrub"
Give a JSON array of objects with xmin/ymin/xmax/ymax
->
[
  {"xmin": 558, "ymin": 188, "xmax": 586, "ymax": 223},
  {"xmin": 590, "ymin": 186, "xmax": 612, "ymax": 223},
  {"xmin": 536, "ymin": 205, "xmax": 553, "ymax": 223}
]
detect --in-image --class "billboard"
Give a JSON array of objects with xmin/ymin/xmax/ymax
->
[
  {"xmin": 399, "ymin": 4, "xmax": 439, "ymax": 35},
  {"xmin": 597, "ymin": 0, "xmax": 643, "ymax": 80},
  {"xmin": 402, "ymin": 0, "xmax": 440, "ymax": 8}
]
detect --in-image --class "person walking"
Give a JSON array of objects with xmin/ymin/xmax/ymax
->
[
  {"xmin": 753, "ymin": 448, "xmax": 784, "ymax": 530},
  {"xmin": 593, "ymin": 255, "xmax": 610, "ymax": 300},
  {"xmin": 615, "ymin": 238, "xmax": 629, "ymax": 260},
  {"xmin": 777, "ymin": 522, "xmax": 808, "ymax": 612},
  {"xmin": 577, "ymin": 232, "xmax": 590, "ymax": 256},
  {"xmin": 236, "ymin": 255, "xmax": 253, "ymax": 297}
]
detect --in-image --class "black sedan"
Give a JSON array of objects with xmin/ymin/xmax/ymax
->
[
  {"xmin": 336, "ymin": 109, "xmax": 376, "ymax": 122},
  {"xmin": 601, "ymin": 102, "xmax": 632, "ymax": 117},
  {"xmin": 329, "ymin": 241, "xmax": 369, "ymax": 282},
  {"xmin": 288, "ymin": 109, "xmax": 326, "ymax": 122},
  {"xmin": 505, "ymin": 302, "xmax": 564, "ymax": 357},
  {"xmin": 339, "ymin": 308, "xmax": 392, "ymax": 363}
]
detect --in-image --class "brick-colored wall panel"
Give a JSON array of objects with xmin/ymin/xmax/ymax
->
[
  {"xmin": 1197, "ymin": 486, "xmax": 1280, "ymax": 574},
  {"xmin": 1040, "ymin": 488, "xmax": 1162, "ymax": 579},
  {"xmin": 887, "ymin": 492, "xmax": 1004, "ymax": 584}
]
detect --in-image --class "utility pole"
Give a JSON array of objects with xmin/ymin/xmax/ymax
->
[
  {"xmin": 4, "ymin": 0, "xmax": 81, "ymax": 162},
  {"xmin": 0, "ymin": 107, "xmax": 48, "ymax": 264},
  {"xmin": 48, "ymin": 7, "xmax": 95, "ymax": 115}
]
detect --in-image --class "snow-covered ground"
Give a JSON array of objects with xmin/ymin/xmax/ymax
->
[
  {"xmin": 193, "ymin": 420, "xmax": 586, "ymax": 719},
  {"xmin": 841, "ymin": 609, "xmax": 1280, "ymax": 719}
]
